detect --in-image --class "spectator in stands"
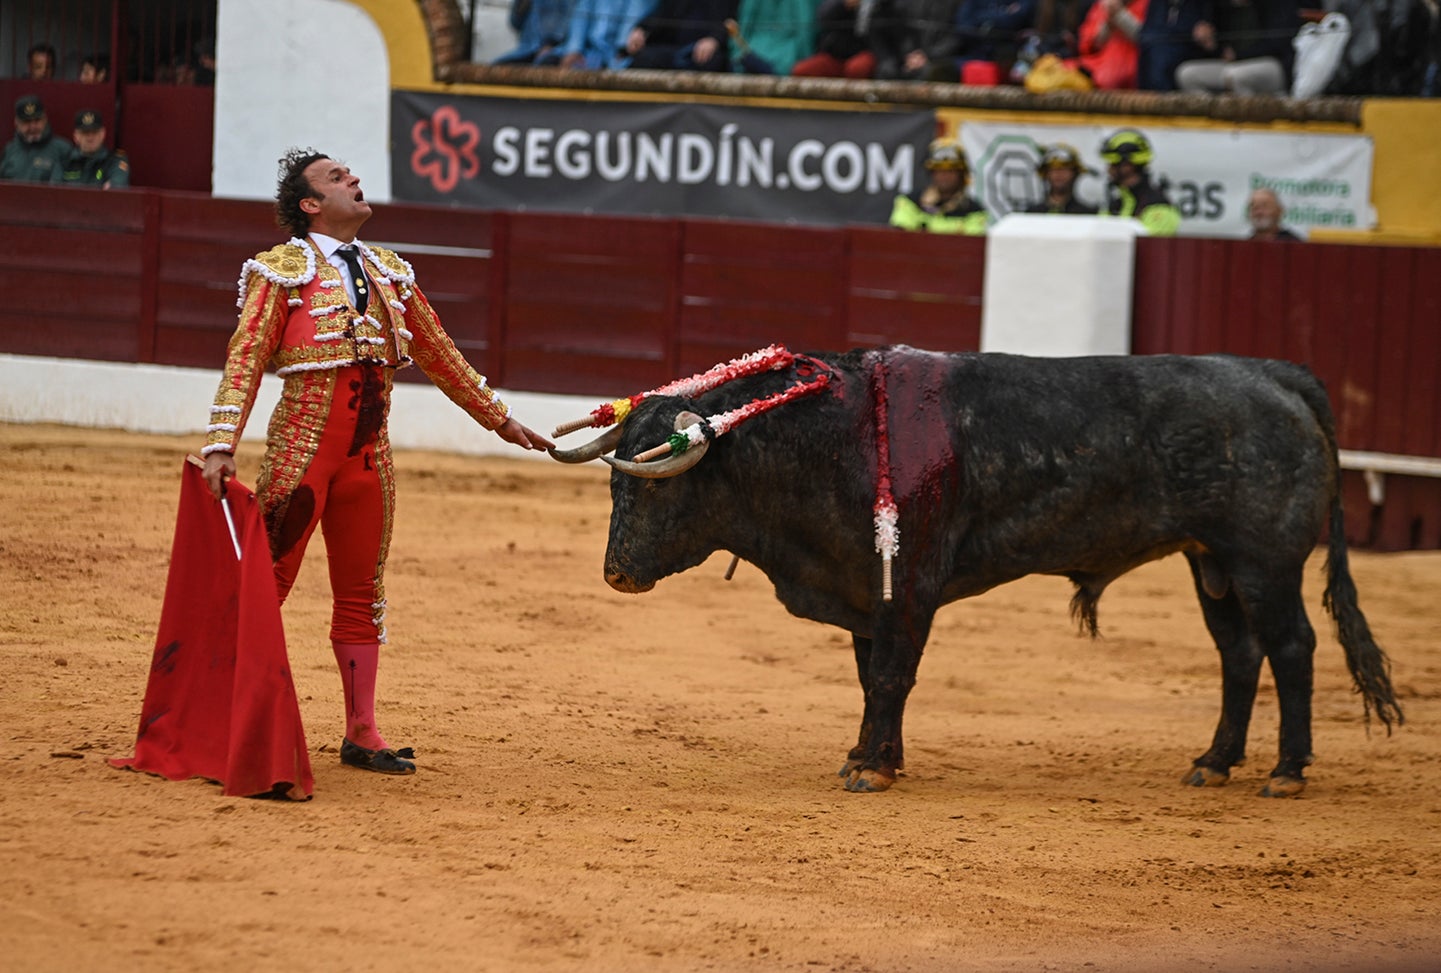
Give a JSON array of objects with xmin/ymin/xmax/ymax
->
[
  {"xmin": 170, "ymin": 56, "xmax": 200, "ymax": 85},
  {"xmin": 200, "ymin": 148, "xmax": 554, "ymax": 777},
  {"xmin": 194, "ymin": 38, "xmax": 217, "ymax": 85},
  {"xmin": 62, "ymin": 109, "xmax": 129, "ymax": 190},
  {"xmin": 1135, "ymin": 0, "xmax": 1206, "ymax": 89},
  {"xmin": 890, "ymin": 137, "xmax": 989, "ymax": 234},
  {"xmin": 80, "ymin": 53, "xmax": 110, "ymax": 83},
  {"xmin": 1077, "ymin": 0, "xmax": 1149, "ymax": 89},
  {"xmin": 868, "ymin": 0, "xmax": 965, "ymax": 80},
  {"xmin": 724, "ymin": 0, "xmax": 816, "ymax": 75},
  {"xmin": 0, "ymin": 96, "xmax": 71, "ymax": 184},
  {"xmin": 622, "ymin": 0, "xmax": 736, "ymax": 70},
  {"xmin": 1029, "ymin": 0, "xmax": 1089, "ymax": 59},
  {"xmin": 1026, "ymin": 143, "xmax": 1098, "ymax": 214},
  {"xmin": 791, "ymin": 0, "xmax": 882, "ymax": 78},
  {"xmin": 493, "ymin": 0, "xmax": 576, "ymax": 64},
  {"xmin": 929, "ymin": 0, "xmax": 1039, "ymax": 84},
  {"xmin": 541, "ymin": 0, "xmax": 655, "ymax": 69},
  {"xmin": 1175, "ymin": 0, "xmax": 1299, "ymax": 94},
  {"xmin": 27, "ymin": 43, "xmax": 56, "ymax": 81},
  {"xmin": 1099, "ymin": 128, "xmax": 1180, "ymax": 235},
  {"xmin": 1247, "ymin": 187, "xmax": 1301, "ymax": 240}
]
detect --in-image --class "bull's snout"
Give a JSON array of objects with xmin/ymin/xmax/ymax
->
[{"xmin": 604, "ymin": 568, "xmax": 655, "ymax": 593}]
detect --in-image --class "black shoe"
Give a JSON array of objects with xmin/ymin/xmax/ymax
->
[{"xmin": 340, "ymin": 738, "xmax": 416, "ymax": 775}]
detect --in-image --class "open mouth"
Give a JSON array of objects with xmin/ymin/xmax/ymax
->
[{"xmin": 354, "ymin": 190, "xmax": 365, "ymax": 202}]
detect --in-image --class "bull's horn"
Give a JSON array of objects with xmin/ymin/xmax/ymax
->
[
  {"xmin": 604, "ymin": 411, "xmax": 710, "ymax": 479},
  {"xmin": 547, "ymin": 424, "xmax": 624, "ymax": 463}
]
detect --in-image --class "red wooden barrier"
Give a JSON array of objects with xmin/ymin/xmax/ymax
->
[
  {"xmin": 678, "ymin": 220, "xmax": 849, "ymax": 375},
  {"xmin": 847, "ymin": 227, "xmax": 984, "ymax": 352},
  {"xmin": 1133, "ymin": 238, "xmax": 1441, "ymax": 551},
  {"xmin": 502, "ymin": 212, "xmax": 680, "ymax": 396},
  {"xmin": 0, "ymin": 183, "xmax": 150, "ymax": 362}
]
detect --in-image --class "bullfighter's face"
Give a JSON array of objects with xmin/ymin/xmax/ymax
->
[{"xmin": 301, "ymin": 158, "xmax": 373, "ymax": 238}]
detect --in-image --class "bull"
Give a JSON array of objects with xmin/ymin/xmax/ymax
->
[{"xmin": 552, "ymin": 346, "xmax": 1403, "ymax": 796}]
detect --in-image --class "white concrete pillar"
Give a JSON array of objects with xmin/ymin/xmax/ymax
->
[{"xmin": 979, "ymin": 214, "xmax": 1145, "ymax": 357}]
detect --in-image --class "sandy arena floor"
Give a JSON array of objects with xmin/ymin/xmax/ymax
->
[{"xmin": 2, "ymin": 422, "xmax": 1438, "ymax": 973}]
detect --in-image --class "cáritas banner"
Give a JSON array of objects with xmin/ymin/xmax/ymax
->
[
  {"xmin": 958, "ymin": 119, "xmax": 1376, "ymax": 239},
  {"xmin": 392, "ymin": 92, "xmax": 934, "ymax": 226}
]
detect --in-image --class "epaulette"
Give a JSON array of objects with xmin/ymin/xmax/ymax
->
[
  {"xmin": 236, "ymin": 238, "xmax": 316, "ymax": 307},
  {"xmin": 361, "ymin": 242, "xmax": 416, "ymax": 287}
]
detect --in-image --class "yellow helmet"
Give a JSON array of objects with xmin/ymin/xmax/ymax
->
[
  {"xmin": 925, "ymin": 138, "xmax": 968, "ymax": 173},
  {"xmin": 1037, "ymin": 143, "xmax": 1094, "ymax": 175},
  {"xmin": 1099, "ymin": 128, "xmax": 1154, "ymax": 166}
]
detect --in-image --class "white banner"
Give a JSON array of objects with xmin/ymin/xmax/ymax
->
[{"xmin": 960, "ymin": 121, "xmax": 1375, "ymax": 238}]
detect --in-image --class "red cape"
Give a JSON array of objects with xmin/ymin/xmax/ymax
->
[{"xmin": 110, "ymin": 460, "xmax": 313, "ymax": 799}]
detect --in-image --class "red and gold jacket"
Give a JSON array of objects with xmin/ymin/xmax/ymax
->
[{"xmin": 202, "ymin": 237, "xmax": 508, "ymax": 456}]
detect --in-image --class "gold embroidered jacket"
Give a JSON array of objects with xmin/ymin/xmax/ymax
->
[{"xmin": 203, "ymin": 237, "xmax": 509, "ymax": 456}]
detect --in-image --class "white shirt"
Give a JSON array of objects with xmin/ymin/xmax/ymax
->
[{"xmin": 310, "ymin": 232, "xmax": 366, "ymax": 308}]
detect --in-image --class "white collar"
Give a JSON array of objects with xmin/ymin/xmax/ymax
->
[{"xmin": 310, "ymin": 232, "xmax": 361, "ymax": 260}]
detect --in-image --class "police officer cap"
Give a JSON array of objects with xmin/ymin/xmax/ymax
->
[
  {"xmin": 15, "ymin": 94, "xmax": 45, "ymax": 121},
  {"xmin": 75, "ymin": 109, "xmax": 105, "ymax": 132}
]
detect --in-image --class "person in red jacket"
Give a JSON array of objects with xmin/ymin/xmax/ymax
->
[{"xmin": 1078, "ymin": 0, "xmax": 1149, "ymax": 89}]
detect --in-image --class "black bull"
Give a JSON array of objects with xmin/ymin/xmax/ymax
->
[{"xmin": 556, "ymin": 347, "xmax": 1403, "ymax": 796}]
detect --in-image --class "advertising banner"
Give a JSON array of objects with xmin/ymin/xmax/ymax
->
[
  {"xmin": 959, "ymin": 120, "xmax": 1375, "ymax": 238},
  {"xmin": 392, "ymin": 92, "xmax": 934, "ymax": 226}
]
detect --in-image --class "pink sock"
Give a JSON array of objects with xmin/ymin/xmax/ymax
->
[{"xmin": 332, "ymin": 641, "xmax": 388, "ymax": 750}]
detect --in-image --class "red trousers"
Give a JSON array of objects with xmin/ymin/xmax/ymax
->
[{"xmin": 257, "ymin": 364, "xmax": 394, "ymax": 644}]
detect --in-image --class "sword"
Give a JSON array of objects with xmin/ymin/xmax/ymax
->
[
  {"xmin": 220, "ymin": 493, "xmax": 242, "ymax": 560},
  {"xmin": 187, "ymin": 454, "xmax": 242, "ymax": 560}
]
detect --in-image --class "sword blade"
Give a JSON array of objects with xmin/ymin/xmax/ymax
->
[{"xmin": 220, "ymin": 496, "xmax": 242, "ymax": 560}]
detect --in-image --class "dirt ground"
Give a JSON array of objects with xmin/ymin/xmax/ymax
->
[{"xmin": 2, "ymin": 422, "xmax": 1439, "ymax": 973}]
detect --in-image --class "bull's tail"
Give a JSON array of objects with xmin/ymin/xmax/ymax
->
[
  {"xmin": 1324, "ymin": 500, "xmax": 1404, "ymax": 731},
  {"xmin": 1280, "ymin": 361, "xmax": 1406, "ymax": 732}
]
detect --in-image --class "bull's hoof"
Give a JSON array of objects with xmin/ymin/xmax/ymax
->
[
  {"xmin": 843, "ymin": 768, "xmax": 895, "ymax": 792},
  {"xmin": 1259, "ymin": 775, "xmax": 1306, "ymax": 798},
  {"xmin": 837, "ymin": 759, "xmax": 862, "ymax": 778},
  {"xmin": 1181, "ymin": 766, "xmax": 1230, "ymax": 788}
]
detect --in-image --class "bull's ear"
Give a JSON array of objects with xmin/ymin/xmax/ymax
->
[
  {"xmin": 548, "ymin": 424, "xmax": 624, "ymax": 464},
  {"xmin": 605, "ymin": 410, "xmax": 710, "ymax": 478}
]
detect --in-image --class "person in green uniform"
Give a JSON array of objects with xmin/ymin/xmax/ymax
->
[
  {"xmin": 889, "ymin": 137, "xmax": 989, "ymax": 235},
  {"xmin": 0, "ymin": 95, "xmax": 73, "ymax": 184},
  {"xmin": 1098, "ymin": 128, "xmax": 1181, "ymax": 237},
  {"xmin": 62, "ymin": 109, "xmax": 130, "ymax": 190}
]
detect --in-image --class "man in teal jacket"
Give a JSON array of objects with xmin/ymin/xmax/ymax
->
[
  {"xmin": 62, "ymin": 109, "xmax": 130, "ymax": 190},
  {"xmin": 0, "ymin": 95, "xmax": 73, "ymax": 184}
]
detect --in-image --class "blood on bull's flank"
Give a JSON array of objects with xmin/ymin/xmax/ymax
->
[{"xmin": 550, "ymin": 345, "xmax": 1404, "ymax": 798}]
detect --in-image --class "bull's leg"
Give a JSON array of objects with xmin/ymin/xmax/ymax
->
[
  {"xmin": 1248, "ymin": 579, "xmax": 1316, "ymax": 797},
  {"xmin": 838, "ymin": 634, "xmax": 874, "ymax": 780},
  {"xmin": 841, "ymin": 611, "xmax": 929, "ymax": 793},
  {"xmin": 1184, "ymin": 553, "xmax": 1263, "ymax": 789}
]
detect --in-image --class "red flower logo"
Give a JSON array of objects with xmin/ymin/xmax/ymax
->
[{"xmin": 411, "ymin": 106, "xmax": 480, "ymax": 194}]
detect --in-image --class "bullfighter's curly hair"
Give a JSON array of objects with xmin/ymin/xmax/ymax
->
[{"xmin": 275, "ymin": 147, "xmax": 330, "ymax": 238}]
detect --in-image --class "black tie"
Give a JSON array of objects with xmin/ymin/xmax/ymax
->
[{"xmin": 337, "ymin": 245, "xmax": 369, "ymax": 314}]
